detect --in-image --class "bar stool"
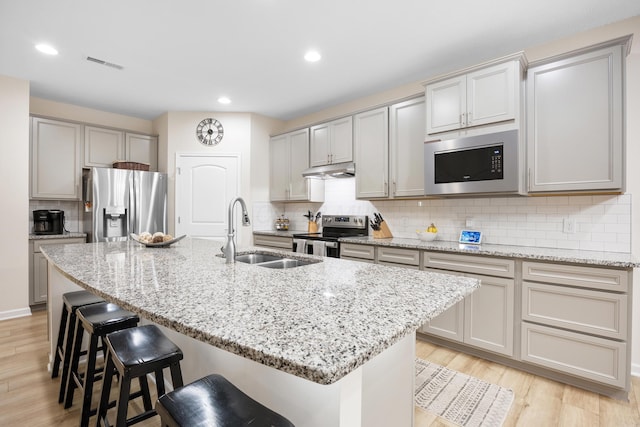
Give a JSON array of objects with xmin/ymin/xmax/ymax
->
[
  {"xmin": 64, "ymin": 302, "xmax": 140, "ymax": 427},
  {"xmin": 96, "ymin": 324, "xmax": 184, "ymax": 427},
  {"xmin": 156, "ymin": 374, "xmax": 295, "ymax": 427},
  {"xmin": 52, "ymin": 290, "xmax": 105, "ymax": 405}
]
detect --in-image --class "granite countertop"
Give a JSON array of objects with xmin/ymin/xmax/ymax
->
[
  {"xmin": 29, "ymin": 232, "xmax": 87, "ymax": 240},
  {"xmin": 41, "ymin": 238, "xmax": 479, "ymax": 385},
  {"xmin": 339, "ymin": 236, "xmax": 640, "ymax": 268}
]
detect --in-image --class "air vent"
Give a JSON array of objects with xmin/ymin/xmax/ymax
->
[{"xmin": 86, "ymin": 56, "xmax": 124, "ymax": 70}]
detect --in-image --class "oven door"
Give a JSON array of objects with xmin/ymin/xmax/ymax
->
[{"xmin": 292, "ymin": 238, "xmax": 339, "ymax": 258}]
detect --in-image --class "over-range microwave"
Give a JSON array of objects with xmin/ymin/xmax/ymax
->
[{"xmin": 424, "ymin": 129, "xmax": 525, "ymax": 196}]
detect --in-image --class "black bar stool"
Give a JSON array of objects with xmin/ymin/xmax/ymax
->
[
  {"xmin": 64, "ymin": 302, "xmax": 140, "ymax": 427},
  {"xmin": 96, "ymin": 324, "xmax": 184, "ymax": 427},
  {"xmin": 53, "ymin": 290, "xmax": 105, "ymax": 403},
  {"xmin": 156, "ymin": 374, "xmax": 295, "ymax": 427}
]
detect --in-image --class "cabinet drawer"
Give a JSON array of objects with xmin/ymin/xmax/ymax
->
[
  {"xmin": 522, "ymin": 261, "xmax": 628, "ymax": 292},
  {"xmin": 521, "ymin": 322, "xmax": 626, "ymax": 388},
  {"xmin": 423, "ymin": 252, "xmax": 514, "ymax": 278},
  {"xmin": 253, "ymin": 234, "xmax": 292, "ymax": 250},
  {"xmin": 377, "ymin": 247, "xmax": 419, "ymax": 266},
  {"xmin": 522, "ymin": 281, "xmax": 627, "ymax": 340},
  {"xmin": 340, "ymin": 243, "xmax": 375, "ymax": 260}
]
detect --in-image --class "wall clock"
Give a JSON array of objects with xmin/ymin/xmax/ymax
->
[{"xmin": 196, "ymin": 118, "xmax": 224, "ymax": 145}]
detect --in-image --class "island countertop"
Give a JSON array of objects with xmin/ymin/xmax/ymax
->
[{"xmin": 42, "ymin": 237, "xmax": 479, "ymax": 385}]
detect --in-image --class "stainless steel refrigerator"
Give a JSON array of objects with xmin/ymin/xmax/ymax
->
[{"xmin": 83, "ymin": 167, "xmax": 167, "ymax": 242}]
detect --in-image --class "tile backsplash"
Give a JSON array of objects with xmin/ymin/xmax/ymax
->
[
  {"xmin": 29, "ymin": 200, "xmax": 83, "ymax": 233},
  {"xmin": 254, "ymin": 178, "xmax": 632, "ymax": 253}
]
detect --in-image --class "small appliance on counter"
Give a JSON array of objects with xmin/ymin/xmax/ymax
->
[{"xmin": 33, "ymin": 209, "xmax": 65, "ymax": 235}]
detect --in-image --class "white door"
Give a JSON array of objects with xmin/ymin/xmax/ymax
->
[{"xmin": 175, "ymin": 154, "xmax": 240, "ymax": 243}]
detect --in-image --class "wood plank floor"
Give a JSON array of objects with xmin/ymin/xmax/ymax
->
[{"xmin": 1, "ymin": 310, "xmax": 639, "ymax": 426}]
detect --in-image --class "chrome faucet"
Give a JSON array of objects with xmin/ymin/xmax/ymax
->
[{"xmin": 222, "ymin": 197, "xmax": 251, "ymax": 263}]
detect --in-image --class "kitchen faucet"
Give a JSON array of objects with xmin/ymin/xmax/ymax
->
[{"xmin": 222, "ymin": 197, "xmax": 251, "ymax": 263}]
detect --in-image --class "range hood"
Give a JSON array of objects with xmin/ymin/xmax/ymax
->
[{"xmin": 302, "ymin": 161, "xmax": 355, "ymax": 179}]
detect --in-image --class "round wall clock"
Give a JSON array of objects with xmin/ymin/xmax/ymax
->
[{"xmin": 196, "ymin": 118, "xmax": 224, "ymax": 145}]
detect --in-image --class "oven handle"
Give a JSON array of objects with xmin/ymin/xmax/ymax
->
[{"xmin": 325, "ymin": 241, "xmax": 338, "ymax": 249}]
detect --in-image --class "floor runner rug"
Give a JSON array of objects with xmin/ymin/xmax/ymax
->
[{"xmin": 415, "ymin": 358, "xmax": 514, "ymax": 427}]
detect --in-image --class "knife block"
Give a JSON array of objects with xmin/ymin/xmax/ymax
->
[
  {"xmin": 308, "ymin": 221, "xmax": 318, "ymax": 233},
  {"xmin": 373, "ymin": 221, "xmax": 393, "ymax": 238}
]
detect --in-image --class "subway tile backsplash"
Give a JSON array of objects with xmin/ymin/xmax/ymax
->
[
  {"xmin": 256, "ymin": 178, "xmax": 632, "ymax": 253},
  {"xmin": 28, "ymin": 200, "xmax": 83, "ymax": 233}
]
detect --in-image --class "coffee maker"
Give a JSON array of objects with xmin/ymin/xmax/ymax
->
[{"xmin": 33, "ymin": 209, "xmax": 65, "ymax": 235}]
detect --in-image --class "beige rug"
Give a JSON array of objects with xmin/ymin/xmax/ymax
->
[{"xmin": 415, "ymin": 358, "xmax": 514, "ymax": 427}]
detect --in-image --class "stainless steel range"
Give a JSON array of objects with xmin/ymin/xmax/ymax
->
[{"xmin": 292, "ymin": 215, "xmax": 368, "ymax": 258}]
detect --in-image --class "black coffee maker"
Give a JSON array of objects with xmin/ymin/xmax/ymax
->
[{"xmin": 33, "ymin": 209, "xmax": 65, "ymax": 235}]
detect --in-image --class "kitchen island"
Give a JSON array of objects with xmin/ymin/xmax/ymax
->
[{"xmin": 42, "ymin": 237, "xmax": 480, "ymax": 426}]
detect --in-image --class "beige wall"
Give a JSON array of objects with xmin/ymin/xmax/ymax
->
[
  {"xmin": 0, "ymin": 75, "xmax": 30, "ymax": 319},
  {"xmin": 30, "ymin": 97, "xmax": 153, "ymax": 134}
]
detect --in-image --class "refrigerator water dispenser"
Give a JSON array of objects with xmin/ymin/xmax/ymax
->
[{"xmin": 103, "ymin": 206, "xmax": 128, "ymax": 238}]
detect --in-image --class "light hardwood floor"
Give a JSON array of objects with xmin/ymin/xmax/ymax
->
[{"xmin": 1, "ymin": 310, "xmax": 639, "ymax": 426}]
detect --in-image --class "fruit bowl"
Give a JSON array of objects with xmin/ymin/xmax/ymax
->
[{"xmin": 416, "ymin": 230, "xmax": 438, "ymax": 241}]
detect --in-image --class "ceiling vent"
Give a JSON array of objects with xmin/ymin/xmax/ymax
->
[{"xmin": 86, "ymin": 56, "xmax": 124, "ymax": 70}]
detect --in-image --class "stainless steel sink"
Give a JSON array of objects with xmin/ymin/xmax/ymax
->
[
  {"xmin": 235, "ymin": 253, "xmax": 283, "ymax": 264},
  {"xmin": 257, "ymin": 259, "xmax": 316, "ymax": 269},
  {"xmin": 234, "ymin": 252, "xmax": 320, "ymax": 269}
]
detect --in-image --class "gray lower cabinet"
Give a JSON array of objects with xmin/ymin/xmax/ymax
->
[
  {"xmin": 30, "ymin": 237, "xmax": 85, "ymax": 305},
  {"xmin": 421, "ymin": 252, "xmax": 515, "ymax": 357},
  {"xmin": 520, "ymin": 261, "xmax": 631, "ymax": 389},
  {"xmin": 252, "ymin": 234, "xmax": 293, "ymax": 251}
]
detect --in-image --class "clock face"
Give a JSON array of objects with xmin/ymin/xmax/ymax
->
[{"xmin": 196, "ymin": 118, "xmax": 224, "ymax": 145}]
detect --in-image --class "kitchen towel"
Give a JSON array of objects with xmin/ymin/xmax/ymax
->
[
  {"xmin": 311, "ymin": 241, "xmax": 326, "ymax": 257},
  {"xmin": 294, "ymin": 239, "xmax": 307, "ymax": 253}
]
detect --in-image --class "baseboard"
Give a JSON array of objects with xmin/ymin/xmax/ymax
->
[
  {"xmin": 0, "ymin": 307, "xmax": 32, "ymax": 321},
  {"xmin": 631, "ymin": 362, "xmax": 640, "ymax": 378}
]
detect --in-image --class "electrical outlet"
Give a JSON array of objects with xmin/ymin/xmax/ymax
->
[{"xmin": 563, "ymin": 218, "xmax": 576, "ymax": 234}]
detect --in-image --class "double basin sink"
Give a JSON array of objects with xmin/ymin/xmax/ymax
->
[{"xmin": 235, "ymin": 253, "xmax": 320, "ymax": 269}]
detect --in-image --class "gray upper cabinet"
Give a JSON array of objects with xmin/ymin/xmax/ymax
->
[
  {"xmin": 31, "ymin": 117, "xmax": 82, "ymax": 200},
  {"xmin": 84, "ymin": 127, "xmax": 158, "ymax": 171},
  {"xmin": 425, "ymin": 55, "xmax": 524, "ymax": 136},
  {"xmin": 527, "ymin": 38, "xmax": 628, "ymax": 193},
  {"xmin": 309, "ymin": 116, "xmax": 353, "ymax": 167},
  {"xmin": 389, "ymin": 97, "xmax": 425, "ymax": 197},
  {"xmin": 354, "ymin": 107, "xmax": 389, "ymax": 199}
]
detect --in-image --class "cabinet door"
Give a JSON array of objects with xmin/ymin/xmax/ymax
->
[
  {"xmin": 426, "ymin": 75, "xmax": 466, "ymax": 134},
  {"xmin": 389, "ymin": 97, "xmax": 425, "ymax": 197},
  {"xmin": 126, "ymin": 133, "xmax": 158, "ymax": 171},
  {"xmin": 420, "ymin": 267, "xmax": 465, "ymax": 341},
  {"xmin": 527, "ymin": 45, "xmax": 623, "ymax": 192},
  {"xmin": 33, "ymin": 252, "xmax": 49, "ymax": 304},
  {"xmin": 467, "ymin": 61, "xmax": 516, "ymax": 127},
  {"xmin": 269, "ymin": 135, "xmax": 289, "ymax": 201},
  {"xmin": 309, "ymin": 123, "xmax": 330, "ymax": 166},
  {"xmin": 288, "ymin": 129, "xmax": 311, "ymax": 200},
  {"xmin": 329, "ymin": 116, "xmax": 353, "ymax": 164},
  {"xmin": 31, "ymin": 117, "xmax": 82, "ymax": 199},
  {"xmin": 84, "ymin": 126, "xmax": 124, "ymax": 167},
  {"xmin": 355, "ymin": 107, "xmax": 388, "ymax": 198}
]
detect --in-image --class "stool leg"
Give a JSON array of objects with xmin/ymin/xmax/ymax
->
[
  {"xmin": 58, "ymin": 308, "xmax": 80, "ymax": 402},
  {"xmin": 115, "ymin": 372, "xmax": 132, "ymax": 427},
  {"xmin": 155, "ymin": 369, "xmax": 165, "ymax": 400},
  {"xmin": 96, "ymin": 351, "xmax": 115, "ymax": 427},
  {"xmin": 169, "ymin": 362, "xmax": 184, "ymax": 389},
  {"xmin": 63, "ymin": 316, "xmax": 83, "ymax": 407},
  {"xmin": 51, "ymin": 304, "xmax": 68, "ymax": 379},
  {"xmin": 79, "ymin": 334, "xmax": 100, "ymax": 427}
]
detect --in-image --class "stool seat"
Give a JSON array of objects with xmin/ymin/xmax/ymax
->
[
  {"xmin": 156, "ymin": 374, "xmax": 295, "ymax": 427},
  {"xmin": 97, "ymin": 324, "xmax": 184, "ymax": 427},
  {"xmin": 63, "ymin": 290, "xmax": 105, "ymax": 309},
  {"xmin": 78, "ymin": 302, "xmax": 140, "ymax": 335}
]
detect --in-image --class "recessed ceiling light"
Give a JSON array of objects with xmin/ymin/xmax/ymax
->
[
  {"xmin": 304, "ymin": 50, "xmax": 321, "ymax": 62},
  {"xmin": 35, "ymin": 44, "xmax": 58, "ymax": 55},
  {"xmin": 218, "ymin": 96, "xmax": 231, "ymax": 104}
]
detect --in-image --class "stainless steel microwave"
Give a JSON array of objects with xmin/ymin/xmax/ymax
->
[{"xmin": 424, "ymin": 129, "xmax": 525, "ymax": 196}]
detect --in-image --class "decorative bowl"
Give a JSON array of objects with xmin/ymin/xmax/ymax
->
[{"xmin": 416, "ymin": 231, "xmax": 437, "ymax": 242}]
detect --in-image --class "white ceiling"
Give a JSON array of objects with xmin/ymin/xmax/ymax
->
[{"xmin": 1, "ymin": 1, "xmax": 639, "ymax": 122}]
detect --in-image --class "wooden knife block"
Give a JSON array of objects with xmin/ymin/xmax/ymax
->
[
  {"xmin": 373, "ymin": 221, "xmax": 393, "ymax": 238},
  {"xmin": 308, "ymin": 221, "xmax": 318, "ymax": 233}
]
